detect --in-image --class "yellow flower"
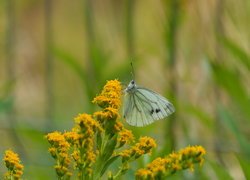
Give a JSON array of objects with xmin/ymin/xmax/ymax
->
[
  {"xmin": 3, "ymin": 150, "xmax": 24, "ymax": 179},
  {"xmin": 179, "ymin": 145, "xmax": 206, "ymax": 167},
  {"xmin": 172, "ymin": 163, "xmax": 181, "ymax": 171},
  {"xmin": 119, "ymin": 149, "xmax": 132, "ymax": 161},
  {"xmin": 92, "ymin": 79, "xmax": 122, "ymax": 109},
  {"xmin": 118, "ymin": 136, "xmax": 156, "ymax": 163},
  {"xmin": 180, "ymin": 145, "xmax": 206, "ymax": 158},
  {"xmin": 86, "ymin": 151, "xmax": 96, "ymax": 164},
  {"xmin": 94, "ymin": 107, "xmax": 119, "ymax": 122},
  {"xmin": 48, "ymin": 147, "xmax": 57, "ymax": 158},
  {"xmin": 118, "ymin": 129, "xmax": 134, "ymax": 147},
  {"xmin": 46, "ymin": 131, "xmax": 72, "ymax": 178},
  {"xmin": 135, "ymin": 145, "xmax": 206, "ymax": 179},
  {"xmin": 54, "ymin": 165, "xmax": 69, "ymax": 177},
  {"xmin": 74, "ymin": 113, "xmax": 103, "ymax": 135},
  {"xmin": 133, "ymin": 136, "xmax": 157, "ymax": 157},
  {"xmin": 72, "ymin": 150, "xmax": 80, "ymax": 162},
  {"xmin": 147, "ymin": 157, "xmax": 167, "ymax": 174},
  {"xmin": 46, "ymin": 131, "xmax": 70, "ymax": 151},
  {"xmin": 64, "ymin": 131, "xmax": 80, "ymax": 145},
  {"xmin": 114, "ymin": 121, "xmax": 124, "ymax": 132},
  {"xmin": 168, "ymin": 152, "xmax": 180, "ymax": 162},
  {"xmin": 136, "ymin": 169, "xmax": 153, "ymax": 179}
]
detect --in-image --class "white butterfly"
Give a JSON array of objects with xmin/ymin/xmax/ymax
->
[{"xmin": 123, "ymin": 80, "xmax": 175, "ymax": 127}]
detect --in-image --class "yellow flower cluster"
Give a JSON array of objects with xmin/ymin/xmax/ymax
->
[
  {"xmin": 136, "ymin": 145, "xmax": 206, "ymax": 179},
  {"xmin": 45, "ymin": 131, "xmax": 72, "ymax": 178},
  {"xmin": 93, "ymin": 79, "xmax": 122, "ymax": 130},
  {"xmin": 119, "ymin": 136, "xmax": 157, "ymax": 161},
  {"xmin": 92, "ymin": 79, "xmax": 122, "ymax": 109},
  {"xmin": 93, "ymin": 79, "xmax": 125, "ymax": 137},
  {"xmin": 94, "ymin": 107, "xmax": 119, "ymax": 122},
  {"xmin": 117, "ymin": 129, "xmax": 134, "ymax": 147},
  {"xmin": 64, "ymin": 114, "xmax": 103, "ymax": 178},
  {"xmin": 74, "ymin": 113, "xmax": 103, "ymax": 136},
  {"xmin": 3, "ymin": 150, "xmax": 24, "ymax": 180}
]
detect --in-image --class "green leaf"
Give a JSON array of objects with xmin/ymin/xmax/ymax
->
[
  {"xmin": 218, "ymin": 106, "xmax": 250, "ymax": 157},
  {"xmin": 90, "ymin": 45, "xmax": 109, "ymax": 80},
  {"xmin": 96, "ymin": 131, "xmax": 102, "ymax": 151},
  {"xmin": 104, "ymin": 60, "xmax": 131, "ymax": 82},
  {"xmin": 211, "ymin": 62, "xmax": 250, "ymax": 122},
  {"xmin": 53, "ymin": 47, "xmax": 86, "ymax": 81},
  {"xmin": 236, "ymin": 155, "xmax": 250, "ymax": 179},
  {"xmin": 184, "ymin": 105, "xmax": 213, "ymax": 129},
  {"xmin": 0, "ymin": 96, "xmax": 13, "ymax": 113},
  {"xmin": 100, "ymin": 155, "xmax": 120, "ymax": 176},
  {"xmin": 52, "ymin": 47, "xmax": 95, "ymax": 111},
  {"xmin": 209, "ymin": 160, "xmax": 233, "ymax": 180},
  {"xmin": 102, "ymin": 134, "xmax": 118, "ymax": 162},
  {"xmin": 220, "ymin": 37, "xmax": 250, "ymax": 69}
]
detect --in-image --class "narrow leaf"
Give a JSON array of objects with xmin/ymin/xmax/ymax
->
[{"xmin": 100, "ymin": 155, "xmax": 119, "ymax": 176}]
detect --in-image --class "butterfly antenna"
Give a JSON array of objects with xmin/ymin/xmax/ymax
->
[{"xmin": 130, "ymin": 62, "xmax": 135, "ymax": 80}]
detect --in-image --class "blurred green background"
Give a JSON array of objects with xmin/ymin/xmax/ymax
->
[{"xmin": 1, "ymin": 0, "xmax": 250, "ymax": 179}]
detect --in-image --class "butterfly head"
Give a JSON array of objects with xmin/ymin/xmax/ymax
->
[{"xmin": 125, "ymin": 80, "xmax": 137, "ymax": 93}]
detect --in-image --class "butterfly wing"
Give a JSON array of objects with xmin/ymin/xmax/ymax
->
[{"xmin": 123, "ymin": 87, "xmax": 175, "ymax": 127}]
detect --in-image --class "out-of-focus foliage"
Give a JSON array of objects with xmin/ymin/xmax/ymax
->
[{"xmin": 0, "ymin": 0, "xmax": 250, "ymax": 179}]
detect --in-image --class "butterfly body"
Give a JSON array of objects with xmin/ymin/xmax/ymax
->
[{"xmin": 123, "ymin": 80, "xmax": 175, "ymax": 127}]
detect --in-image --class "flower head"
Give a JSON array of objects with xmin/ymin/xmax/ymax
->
[
  {"xmin": 74, "ymin": 113, "xmax": 103, "ymax": 136},
  {"xmin": 94, "ymin": 107, "xmax": 119, "ymax": 122},
  {"xmin": 92, "ymin": 79, "xmax": 122, "ymax": 109},
  {"xmin": 136, "ymin": 169, "xmax": 153, "ymax": 180},
  {"xmin": 64, "ymin": 131, "xmax": 81, "ymax": 146},
  {"xmin": 135, "ymin": 145, "xmax": 206, "ymax": 179},
  {"xmin": 133, "ymin": 137, "xmax": 157, "ymax": 158},
  {"xmin": 118, "ymin": 136, "xmax": 157, "ymax": 163},
  {"xmin": 3, "ymin": 150, "xmax": 24, "ymax": 179},
  {"xmin": 45, "ymin": 131, "xmax": 71, "ymax": 178},
  {"xmin": 118, "ymin": 129, "xmax": 134, "ymax": 147}
]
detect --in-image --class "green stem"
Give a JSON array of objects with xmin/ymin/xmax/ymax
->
[
  {"xmin": 113, "ymin": 169, "xmax": 123, "ymax": 179},
  {"xmin": 125, "ymin": 0, "xmax": 135, "ymax": 57},
  {"xmin": 44, "ymin": 0, "xmax": 55, "ymax": 131},
  {"xmin": 113, "ymin": 165, "xmax": 126, "ymax": 180},
  {"xmin": 164, "ymin": 0, "xmax": 180, "ymax": 151}
]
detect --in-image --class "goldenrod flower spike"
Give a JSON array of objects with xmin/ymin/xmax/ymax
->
[
  {"xmin": 92, "ymin": 79, "xmax": 122, "ymax": 109},
  {"xmin": 136, "ymin": 145, "xmax": 206, "ymax": 179},
  {"xmin": 117, "ymin": 129, "xmax": 134, "ymax": 148},
  {"xmin": 45, "ymin": 132, "xmax": 72, "ymax": 179},
  {"xmin": 3, "ymin": 149, "xmax": 24, "ymax": 180}
]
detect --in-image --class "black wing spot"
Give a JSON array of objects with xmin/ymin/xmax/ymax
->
[
  {"xmin": 156, "ymin": 108, "xmax": 161, "ymax": 113},
  {"xmin": 150, "ymin": 109, "xmax": 154, "ymax": 114}
]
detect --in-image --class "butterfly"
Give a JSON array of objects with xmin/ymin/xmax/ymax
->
[{"xmin": 123, "ymin": 80, "xmax": 175, "ymax": 127}]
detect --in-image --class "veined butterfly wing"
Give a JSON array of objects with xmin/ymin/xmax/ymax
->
[
  {"xmin": 123, "ymin": 91, "xmax": 155, "ymax": 126},
  {"xmin": 123, "ymin": 81, "xmax": 175, "ymax": 127}
]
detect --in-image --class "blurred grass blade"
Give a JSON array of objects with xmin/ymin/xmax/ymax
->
[
  {"xmin": 100, "ymin": 155, "xmax": 119, "ymax": 176},
  {"xmin": 104, "ymin": 60, "xmax": 131, "ymax": 82},
  {"xmin": 218, "ymin": 105, "xmax": 250, "ymax": 157},
  {"xmin": 53, "ymin": 47, "xmax": 95, "ymax": 111},
  {"xmin": 208, "ymin": 160, "xmax": 233, "ymax": 179},
  {"xmin": 0, "ymin": 97, "xmax": 13, "ymax": 113},
  {"xmin": 90, "ymin": 45, "xmax": 109, "ymax": 80},
  {"xmin": 236, "ymin": 155, "xmax": 250, "ymax": 179},
  {"xmin": 220, "ymin": 37, "xmax": 250, "ymax": 69},
  {"xmin": 184, "ymin": 105, "xmax": 213, "ymax": 129},
  {"xmin": 53, "ymin": 47, "xmax": 86, "ymax": 80},
  {"xmin": 211, "ymin": 62, "xmax": 250, "ymax": 121}
]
